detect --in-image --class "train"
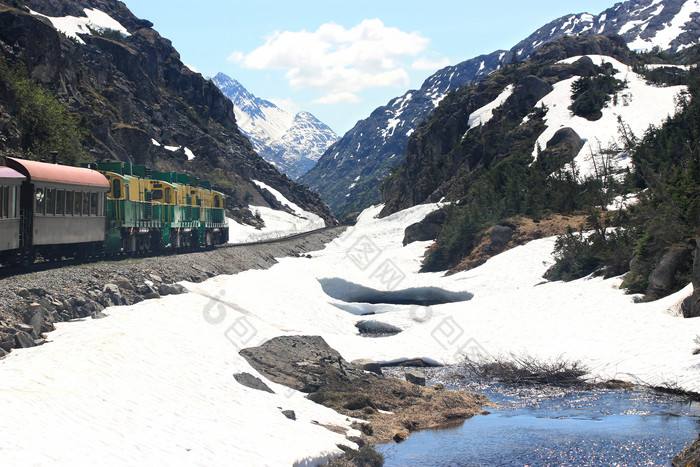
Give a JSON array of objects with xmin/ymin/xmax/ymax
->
[{"xmin": 0, "ymin": 156, "xmax": 229, "ymax": 266}]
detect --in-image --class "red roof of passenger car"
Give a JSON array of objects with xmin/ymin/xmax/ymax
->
[
  {"xmin": 6, "ymin": 157, "xmax": 109, "ymax": 189},
  {"xmin": 0, "ymin": 167, "xmax": 25, "ymax": 181}
]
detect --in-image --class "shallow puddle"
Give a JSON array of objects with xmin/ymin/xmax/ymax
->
[{"xmin": 378, "ymin": 367, "xmax": 700, "ymax": 466}]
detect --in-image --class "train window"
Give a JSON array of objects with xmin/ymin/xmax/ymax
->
[
  {"xmin": 10, "ymin": 186, "xmax": 16, "ymax": 218},
  {"xmin": 112, "ymin": 179, "xmax": 122, "ymax": 199},
  {"xmin": 152, "ymin": 189, "xmax": 163, "ymax": 201},
  {"xmin": 165, "ymin": 187, "xmax": 172, "ymax": 204},
  {"xmin": 74, "ymin": 191, "xmax": 82, "ymax": 216},
  {"xmin": 35, "ymin": 188, "xmax": 45, "ymax": 215},
  {"xmin": 0, "ymin": 186, "xmax": 6, "ymax": 218},
  {"xmin": 125, "ymin": 184, "xmax": 130, "ymax": 201},
  {"xmin": 90, "ymin": 192, "xmax": 98, "ymax": 216},
  {"xmin": 99, "ymin": 193, "xmax": 104, "ymax": 216},
  {"xmin": 214, "ymin": 195, "xmax": 221, "ymax": 208},
  {"xmin": 83, "ymin": 191, "xmax": 90, "ymax": 215},
  {"xmin": 45, "ymin": 188, "xmax": 55, "ymax": 215},
  {"xmin": 65, "ymin": 191, "xmax": 73, "ymax": 215},
  {"xmin": 56, "ymin": 190, "xmax": 65, "ymax": 215}
]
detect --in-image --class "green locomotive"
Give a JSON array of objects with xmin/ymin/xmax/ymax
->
[{"xmin": 87, "ymin": 161, "xmax": 229, "ymax": 254}]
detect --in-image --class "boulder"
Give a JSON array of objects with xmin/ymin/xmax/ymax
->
[
  {"xmin": 673, "ymin": 434, "xmax": 700, "ymax": 467},
  {"xmin": 14, "ymin": 331, "xmax": 35, "ymax": 348},
  {"xmin": 684, "ymin": 236, "xmax": 700, "ymax": 318},
  {"xmin": 405, "ymin": 370, "xmax": 426, "ymax": 386},
  {"xmin": 240, "ymin": 335, "xmax": 371, "ymax": 393},
  {"xmin": 0, "ymin": 333, "xmax": 15, "ymax": 351},
  {"xmin": 115, "ymin": 277, "xmax": 135, "ymax": 292},
  {"xmin": 403, "ymin": 209, "xmax": 446, "ymax": 246},
  {"xmin": 647, "ymin": 247, "xmax": 691, "ymax": 299},
  {"xmin": 28, "ymin": 287, "xmax": 48, "ymax": 297},
  {"xmin": 281, "ymin": 410, "xmax": 296, "ymax": 421},
  {"xmin": 546, "ymin": 127, "xmax": 584, "ymax": 155},
  {"xmin": 351, "ymin": 359, "xmax": 383, "ymax": 376},
  {"xmin": 158, "ymin": 283, "xmax": 185, "ymax": 296},
  {"xmin": 355, "ymin": 320, "xmax": 402, "ymax": 336},
  {"xmin": 490, "ymin": 225, "xmax": 514, "ymax": 246},
  {"xmin": 15, "ymin": 323, "xmax": 36, "ymax": 337},
  {"xmin": 233, "ymin": 372, "xmax": 275, "ymax": 394},
  {"xmin": 29, "ymin": 311, "xmax": 43, "ymax": 336},
  {"xmin": 17, "ymin": 288, "xmax": 31, "ymax": 299},
  {"xmin": 149, "ymin": 274, "xmax": 163, "ymax": 283}
]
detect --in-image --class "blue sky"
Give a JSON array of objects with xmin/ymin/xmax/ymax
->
[{"xmin": 124, "ymin": 0, "xmax": 616, "ymax": 136}]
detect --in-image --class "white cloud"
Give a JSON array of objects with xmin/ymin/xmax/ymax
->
[
  {"xmin": 268, "ymin": 97, "xmax": 299, "ymax": 113},
  {"xmin": 232, "ymin": 19, "xmax": 431, "ymax": 99},
  {"xmin": 312, "ymin": 92, "xmax": 361, "ymax": 104},
  {"xmin": 411, "ymin": 56, "xmax": 451, "ymax": 71},
  {"xmin": 227, "ymin": 51, "xmax": 244, "ymax": 63}
]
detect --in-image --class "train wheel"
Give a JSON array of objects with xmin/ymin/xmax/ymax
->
[{"xmin": 20, "ymin": 250, "xmax": 36, "ymax": 266}]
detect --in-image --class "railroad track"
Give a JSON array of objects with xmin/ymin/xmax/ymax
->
[{"xmin": 0, "ymin": 225, "xmax": 347, "ymax": 278}]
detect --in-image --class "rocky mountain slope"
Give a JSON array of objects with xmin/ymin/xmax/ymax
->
[
  {"xmin": 379, "ymin": 32, "xmax": 699, "ymax": 316},
  {"xmin": 0, "ymin": 0, "xmax": 334, "ymax": 225},
  {"xmin": 212, "ymin": 73, "xmax": 338, "ymax": 180},
  {"xmin": 379, "ymin": 34, "xmax": 681, "ymax": 214},
  {"xmin": 299, "ymin": 0, "xmax": 700, "ymax": 219}
]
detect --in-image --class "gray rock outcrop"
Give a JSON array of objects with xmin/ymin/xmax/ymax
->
[
  {"xmin": 239, "ymin": 335, "xmax": 370, "ymax": 393},
  {"xmin": 233, "ymin": 372, "xmax": 275, "ymax": 394},
  {"xmin": 682, "ymin": 236, "xmax": 700, "ymax": 318},
  {"xmin": 405, "ymin": 370, "xmax": 426, "ymax": 386},
  {"xmin": 403, "ymin": 209, "xmax": 446, "ymax": 246},
  {"xmin": 673, "ymin": 434, "xmax": 700, "ymax": 467},
  {"xmin": 647, "ymin": 247, "xmax": 691, "ymax": 299}
]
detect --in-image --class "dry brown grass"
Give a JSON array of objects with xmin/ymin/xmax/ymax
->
[{"xmin": 448, "ymin": 214, "xmax": 587, "ymax": 274}]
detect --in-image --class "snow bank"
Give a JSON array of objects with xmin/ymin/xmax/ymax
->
[
  {"xmin": 1, "ymin": 201, "xmax": 698, "ymax": 463},
  {"xmin": 227, "ymin": 181, "xmax": 325, "ymax": 243},
  {"xmin": 532, "ymin": 55, "xmax": 686, "ymax": 178},
  {"xmin": 0, "ymin": 292, "xmax": 358, "ymax": 465}
]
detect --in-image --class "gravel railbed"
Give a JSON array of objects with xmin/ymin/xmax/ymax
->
[{"xmin": 0, "ymin": 227, "xmax": 345, "ymax": 356}]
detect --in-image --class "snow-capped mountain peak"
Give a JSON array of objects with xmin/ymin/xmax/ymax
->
[{"xmin": 213, "ymin": 73, "xmax": 338, "ymax": 179}]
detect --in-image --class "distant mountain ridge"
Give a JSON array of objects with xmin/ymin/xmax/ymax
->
[
  {"xmin": 212, "ymin": 73, "xmax": 338, "ymax": 180},
  {"xmin": 299, "ymin": 0, "xmax": 700, "ymax": 219}
]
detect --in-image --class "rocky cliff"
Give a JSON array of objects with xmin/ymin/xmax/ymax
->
[{"xmin": 0, "ymin": 0, "xmax": 334, "ymax": 225}]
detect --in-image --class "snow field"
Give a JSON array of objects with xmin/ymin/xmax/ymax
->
[
  {"xmin": 0, "ymin": 292, "xmax": 358, "ymax": 465},
  {"xmin": 1, "ymin": 201, "xmax": 698, "ymax": 464},
  {"xmin": 227, "ymin": 180, "xmax": 325, "ymax": 243},
  {"xmin": 532, "ymin": 55, "xmax": 687, "ymax": 178}
]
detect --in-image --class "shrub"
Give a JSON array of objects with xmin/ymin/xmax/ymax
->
[
  {"xmin": 570, "ymin": 74, "xmax": 627, "ymax": 120},
  {"xmin": 0, "ymin": 56, "xmax": 87, "ymax": 163},
  {"xmin": 461, "ymin": 353, "xmax": 589, "ymax": 387}
]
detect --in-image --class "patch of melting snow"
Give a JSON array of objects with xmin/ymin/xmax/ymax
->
[{"xmin": 30, "ymin": 8, "xmax": 130, "ymax": 45}]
